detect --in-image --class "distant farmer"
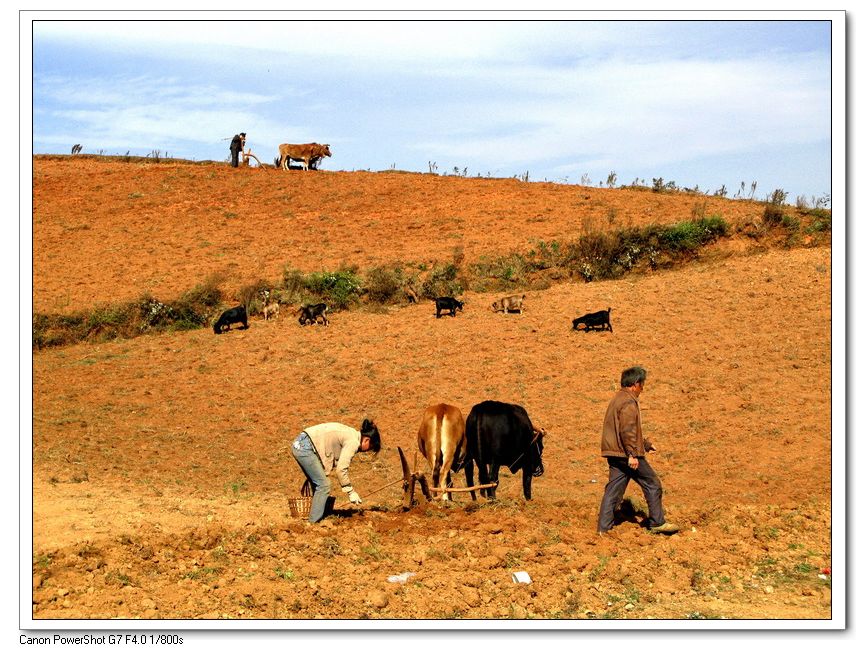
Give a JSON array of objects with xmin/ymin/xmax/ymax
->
[
  {"xmin": 229, "ymin": 132, "xmax": 246, "ymax": 167},
  {"xmin": 597, "ymin": 366, "xmax": 679, "ymax": 535},
  {"xmin": 290, "ymin": 419, "xmax": 382, "ymax": 523}
]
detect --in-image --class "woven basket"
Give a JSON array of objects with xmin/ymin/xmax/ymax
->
[{"xmin": 288, "ymin": 496, "xmax": 313, "ymax": 519}]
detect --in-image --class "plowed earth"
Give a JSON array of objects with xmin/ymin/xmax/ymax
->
[{"xmin": 30, "ymin": 157, "xmax": 833, "ymax": 623}]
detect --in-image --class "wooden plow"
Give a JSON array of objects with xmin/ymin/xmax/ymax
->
[
  {"xmin": 241, "ymin": 149, "xmax": 267, "ymax": 168},
  {"xmin": 388, "ymin": 447, "xmax": 496, "ymax": 509}
]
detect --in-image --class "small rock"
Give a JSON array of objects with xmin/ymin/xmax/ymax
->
[
  {"xmin": 141, "ymin": 598, "xmax": 156, "ymax": 610},
  {"xmin": 492, "ymin": 546, "xmax": 510, "ymax": 560},
  {"xmin": 369, "ymin": 590, "xmax": 389, "ymax": 608},
  {"xmin": 56, "ymin": 588, "xmax": 69, "ymax": 597},
  {"xmin": 624, "ymin": 603, "xmax": 635, "ymax": 611},
  {"xmin": 764, "ymin": 585, "xmax": 774, "ymax": 594},
  {"xmin": 460, "ymin": 587, "xmax": 480, "ymax": 608},
  {"xmin": 34, "ymin": 575, "xmax": 43, "ymax": 589}
]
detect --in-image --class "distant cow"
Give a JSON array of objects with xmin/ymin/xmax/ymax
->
[
  {"xmin": 464, "ymin": 400, "xmax": 545, "ymax": 501},
  {"xmin": 572, "ymin": 307, "xmax": 613, "ymax": 333},
  {"xmin": 491, "ymin": 294, "xmax": 526, "ymax": 314},
  {"xmin": 298, "ymin": 303, "xmax": 329, "ymax": 326},
  {"xmin": 417, "ymin": 404, "xmax": 467, "ymax": 501},
  {"xmin": 277, "ymin": 143, "xmax": 332, "ymax": 171},
  {"xmin": 434, "ymin": 297, "xmax": 464, "ymax": 318},
  {"xmin": 213, "ymin": 306, "xmax": 248, "ymax": 334},
  {"xmin": 71, "ymin": 144, "xmax": 82, "ymax": 155},
  {"xmin": 262, "ymin": 302, "xmax": 280, "ymax": 320}
]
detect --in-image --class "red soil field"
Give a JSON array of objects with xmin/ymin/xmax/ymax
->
[{"xmin": 31, "ymin": 157, "xmax": 833, "ymax": 622}]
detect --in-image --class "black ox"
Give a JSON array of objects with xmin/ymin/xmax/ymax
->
[
  {"xmin": 572, "ymin": 307, "xmax": 613, "ymax": 333},
  {"xmin": 464, "ymin": 400, "xmax": 545, "ymax": 500}
]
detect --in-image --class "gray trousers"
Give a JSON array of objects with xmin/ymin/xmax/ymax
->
[{"xmin": 597, "ymin": 456, "xmax": 666, "ymax": 532}]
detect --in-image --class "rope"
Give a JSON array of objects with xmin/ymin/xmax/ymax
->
[{"xmin": 506, "ymin": 429, "xmax": 544, "ymax": 472}]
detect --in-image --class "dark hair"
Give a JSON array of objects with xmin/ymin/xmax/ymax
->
[
  {"xmin": 239, "ymin": 132, "xmax": 246, "ymax": 137},
  {"xmin": 360, "ymin": 418, "xmax": 381, "ymax": 453},
  {"xmin": 620, "ymin": 365, "xmax": 647, "ymax": 388}
]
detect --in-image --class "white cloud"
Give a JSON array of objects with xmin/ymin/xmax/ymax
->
[{"xmin": 404, "ymin": 50, "xmax": 828, "ymax": 172}]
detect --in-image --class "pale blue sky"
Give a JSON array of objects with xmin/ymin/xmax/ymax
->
[{"xmin": 31, "ymin": 17, "xmax": 834, "ymax": 201}]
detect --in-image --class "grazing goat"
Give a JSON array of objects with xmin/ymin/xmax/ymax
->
[
  {"xmin": 491, "ymin": 294, "xmax": 526, "ymax": 314},
  {"xmin": 262, "ymin": 302, "xmax": 280, "ymax": 320},
  {"xmin": 213, "ymin": 306, "xmax": 248, "ymax": 334},
  {"xmin": 434, "ymin": 297, "xmax": 464, "ymax": 318},
  {"xmin": 298, "ymin": 303, "xmax": 329, "ymax": 326},
  {"xmin": 572, "ymin": 307, "xmax": 613, "ymax": 333}
]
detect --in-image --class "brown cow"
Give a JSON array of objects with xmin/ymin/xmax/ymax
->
[
  {"xmin": 277, "ymin": 142, "xmax": 332, "ymax": 171},
  {"xmin": 417, "ymin": 403, "xmax": 467, "ymax": 501},
  {"xmin": 491, "ymin": 294, "xmax": 526, "ymax": 314}
]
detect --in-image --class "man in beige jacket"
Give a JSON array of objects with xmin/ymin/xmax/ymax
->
[
  {"xmin": 597, "ymin": 366, "xmax": 678, "ymax": 535},
  {"xmin": 291, "ymin": 419, "xmax": 381, "ymax": 523}
]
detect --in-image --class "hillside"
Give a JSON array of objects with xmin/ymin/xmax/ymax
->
[
  {"xmin": 30, "ymin": 156, "xmax": 833, "ymax": 622},
  {"xmin": 32, "ymin": 156, "xmax": 803, "ymax": 316}
]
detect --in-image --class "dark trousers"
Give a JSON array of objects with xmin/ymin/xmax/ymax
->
[
  {"xmin": 597, "ymin": 456, "xmax": 666, "ymax": 532},
  {"xmin": 230, "ymin": 148, "xmax": 240, "ymax": 167}
]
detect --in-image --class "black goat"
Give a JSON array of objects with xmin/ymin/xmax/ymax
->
[
  {"xmin": 213, "ymin": 306, "xmax": 248, "ymax": 334},
  {"xmin": 434, "ymin": 297, "xmax": 464, "ymax": 318},
  {"xmin": 298, "ymin": 303, "xmax": 329, "ymax": 326},
  {"xmin": 572, "ymin": 307, "xmax": 613, "ymax": 333}
]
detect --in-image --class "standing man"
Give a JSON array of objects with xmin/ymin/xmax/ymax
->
[
  {"xmin": 597, "ymin": 366, "xmax": 678, "ymax": 535},
  {"xmin": 229, "ymin": 132, "xmax": 246, "ymax": 167}
]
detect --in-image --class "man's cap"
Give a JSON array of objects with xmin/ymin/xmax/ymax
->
[{"xmin": 240, "ymin": 132, "xmax": 246, "ymax": 136}]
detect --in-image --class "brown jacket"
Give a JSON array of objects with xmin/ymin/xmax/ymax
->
[{"xmin": 600, "ymin": 389, "xmax": 653, "ymax": 458}]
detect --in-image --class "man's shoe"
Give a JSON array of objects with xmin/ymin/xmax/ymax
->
[{"xmin": 649, "ymin": 522, "xmax": 679, "ymax": 535}]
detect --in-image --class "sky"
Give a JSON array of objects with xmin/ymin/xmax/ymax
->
[{"xmin": 28, "ymin": 14, "xmax": 837, "ymax": 203}]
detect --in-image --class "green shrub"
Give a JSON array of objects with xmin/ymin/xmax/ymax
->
[
  {"xmin": 763, "ymin": 189, "xmax": 788, "ymax": 226},
  {"xmin": 804, "ymin": 208, "xmax": 832, "ymax": 234},
  {"xmin": 420, "ymin": 263, "xmax": 463, "ymax": 299},
  {"xmin": 304, "ymin": 269, "xmax": 362, "ymax": 310},
  {"xmin": 237, "ymin": 279, "xmax": 273, "ymax": 315},
  {"xmin": 168, "ymin": 281, "xmax": 223, "ymax": 330},
  {"xmin": 661, "ymin": 218, "xmax": 725, "ymax": 252},
  {"xmin": 781, "ymin": 214, "xmax": 800, "ymax": 231},
  {"xmin": 281, "ymin": 268, "xmax": 308, "ymax": 303},
  {"xmin": 365, "ymin": 266, "xmax": 405, "ymax": 304}
]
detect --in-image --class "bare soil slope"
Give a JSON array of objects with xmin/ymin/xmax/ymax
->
[{"xmin": 31, "ymin": 157, "xmax": 832, "ymax": 622}]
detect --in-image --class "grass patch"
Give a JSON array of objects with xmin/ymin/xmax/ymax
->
[
  {"xmin": 33, "ymin": 274, "xmax": 225, "ymax": 349},
  {"xmin": 183, "ymin": 566, "xmax": 222, "ymax": 581},
  {"xmin": 275, "ymin": 567, "xmax": 295, "ymax": 581}
]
